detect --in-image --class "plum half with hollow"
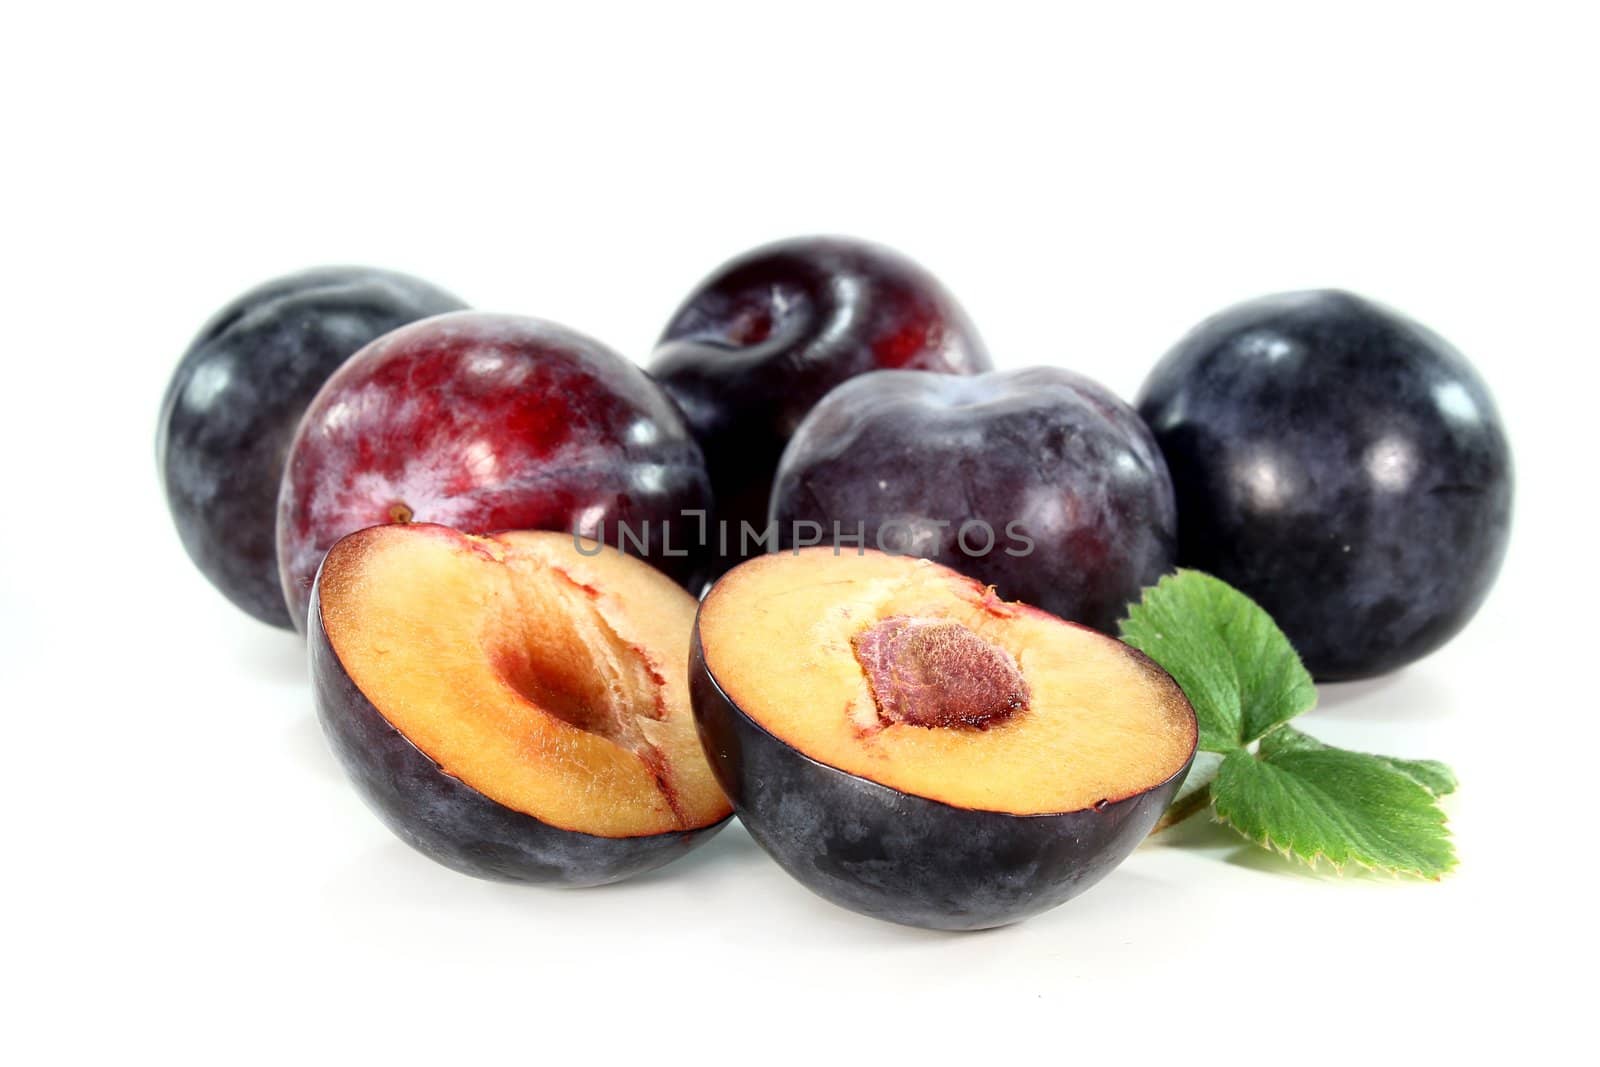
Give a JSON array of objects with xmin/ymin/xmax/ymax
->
[
  {"xmin": 311, "ymin": 524, "xmax": 732, "ymax": 885},
  {"xmin": 690, "ymin": 548, "xmax": 1197, "ymax": 929}
]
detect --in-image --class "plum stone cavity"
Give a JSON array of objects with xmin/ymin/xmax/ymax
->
[{"xmin": 851, "ymin": 616, "xmax": 1029, "ymax": 730}]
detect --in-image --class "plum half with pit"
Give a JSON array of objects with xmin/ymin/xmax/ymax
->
[
  {"xmin": 691, "ymin": 548, "xmax": 1196, "ymax": 930},
  {"xmin": 157, "ymin": 266, "xmax": 465, "ymax": 628},
  {"xmin": 1137, "ymin": 290, "xmax": 1513, "ymax": 680},
  {"xmin": 770, "ymin": 368, "xmax": 1178, "ymax": 633},
  {"xmin": 649, "ymin": 237, "xmax": 992, "ymax": 573},
  {"xmin": 277, "ymin": 311, "xmax": 713, "ymax": 631},
  {"xmin": 311, "ymin": 524, "xmax": 732, "ymax": 884}
]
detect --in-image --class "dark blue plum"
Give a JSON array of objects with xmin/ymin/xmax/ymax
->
[
  {"xmin": 1137, "ymin": 290, "xmax": 1513, "ymax": 681},
  {"xmin": 650, "ymin": 237, "xmax": 991, "ymax": 576},
  {"xmin": 157, "ymin": 267, "xmax": 465, "ymax": 628},
  {"xmin": 770, "ymin": 368, "xmax": 1178, "ymax": 634}
]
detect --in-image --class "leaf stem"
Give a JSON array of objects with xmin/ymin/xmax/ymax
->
[{"xmin": 1150, "ymin": 784, "xmax": 1212, "ymax": 834}]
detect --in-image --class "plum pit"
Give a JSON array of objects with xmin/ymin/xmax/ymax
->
[{"xmin": 851, "ymin": 615, "xmax": 1029, "ymax": 730}]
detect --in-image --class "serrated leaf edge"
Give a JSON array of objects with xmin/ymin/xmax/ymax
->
[{"xmin": 1210, "ymin": 786, "xmax": 1458, "ymax": 881}]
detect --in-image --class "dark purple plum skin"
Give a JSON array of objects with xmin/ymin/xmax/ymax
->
[
  {"xmin": 157, "ymin": 267, "xmax": 465, "ymax": 628},
  {"xmin": 649, "ymin": 237, "xmax": 992, "ymax": 576},
  {"xmin": 308, "ymin": 569, "xmax": 728, "ymax": 886},
  {"xmin": 690, "ymin": 630, "xmax": 1192, "ymax": 930},
  {"xmin": 770, "ymin": 368, "xmax": 1178, "ymax": 634},
  {"xmin": 1137, "ymin": 290, "xmax": 1513, "ymax": 681}
]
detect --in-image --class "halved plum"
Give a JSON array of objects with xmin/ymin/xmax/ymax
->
[
  {"xmin": 691, "ymin": 548, "xmax": 1197, "ymax": 929},
  {"xmin": 311, "ymin": 524, "xmax": 732, "ymax": 885}
]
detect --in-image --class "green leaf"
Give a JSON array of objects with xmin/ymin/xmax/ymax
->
[
  {"xmin": 1379, "ymin": 757, "xmax": 1459, "ymax": 798},
  {"xmin": 1119, "ymin": 570, "xmax": 1316, "ymax": 750},
  {"xmin": 1259, "ymin": 727, "xmax": 1458, "ymax": 797},
  {"xmin": 1213, "ymin": 727, "xmax": 1457, "ymax": 879}
]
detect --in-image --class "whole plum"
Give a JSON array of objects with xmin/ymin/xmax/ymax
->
[
  {"xmin": 1137, "ymin": 290, "xmax": 1513, "ymax": 680},
  {"xmin": 157, "ymin": 266, "xmax": 465, "ymax": 628},
  {"xmin": 770, "ymin": 368, "xmax": 1177, "ymax": 633},
  {"xmin": 277, "ymin": 311, "xmax": 713, "ymax": 632},
  {"xmin": 650, "ymin": 237, "xmax": 991, "ymax": 574}
]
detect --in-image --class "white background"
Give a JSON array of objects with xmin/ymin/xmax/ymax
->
[{"xmin": 4, "ymin": 3, "xmax": 1595, "ymax": 1062}]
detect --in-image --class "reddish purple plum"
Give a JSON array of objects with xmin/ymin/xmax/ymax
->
[
  {"xmin": 650, "ymin": 237, "xmax": 991, "ymax": 573},
  {"xmin": 277, "ymin": 312, "xmax": 712, "ymax": 632}
]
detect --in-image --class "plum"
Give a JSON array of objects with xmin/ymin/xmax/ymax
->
[
  {"xmin": 770, "ymin": 368, "xmax": 1177, "ymax": 633},
  {"xmin": 157, "ymin": 266, "xmax": 465, "ymax": 627},
  {"xmin": 691, "ymin": 548, "xmax": 1196, "ymax": 929},
  {"xmin": 1137, "ymin": 290, "xmax": 1513, "ymax": 680},
  {"xmin": 649, "ymin": 237, "xmax": 991, "ymax": 574},
  {"xmin": 277, "ymin": 312, "xmax": 712, "ymax": 631},
  {"xmin": 312, "ymin": 525, "xmax": 731, "ymax": 884}
]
